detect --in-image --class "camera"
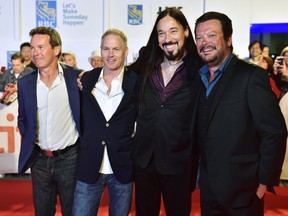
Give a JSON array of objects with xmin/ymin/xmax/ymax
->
[{"xmin": 276, "ymin": 56, "xmax": 285, "ymax": 66}]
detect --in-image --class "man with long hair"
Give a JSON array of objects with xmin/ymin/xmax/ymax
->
[{"xmin": 131, "ymin": 7, "xmax": 202, "ymax": 216}]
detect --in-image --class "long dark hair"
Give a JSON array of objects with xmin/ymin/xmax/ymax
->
[{"xmin": 134, "ymin": 7, "xmax": 200, "ymax": 108}]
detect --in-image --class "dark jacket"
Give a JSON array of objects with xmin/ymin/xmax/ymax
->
[
  {"xmin": 17, "ymin": 64, "xmax": 81, "ymax": 173},
  {"xmin": 77, "ymin": 67, "xmax": 138, "ymax": 184},
  {"xmin": 133, "ymin": 57, "xmax": 200, "ymax": 179},
  {"xmin": 193, "ymin": 54, "xmax": 287, "ymax": 208}
]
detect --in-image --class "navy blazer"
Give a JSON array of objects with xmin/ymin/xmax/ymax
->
[
  {"xmin": 17, "ymin": 63, "xmax": 82, "ymax": 174},
  {"xmin": 77, "ymin": 67, "xmax": 138, "ymax": 184}
]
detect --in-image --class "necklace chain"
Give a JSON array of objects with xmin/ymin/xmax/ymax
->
[{"xmin": 167, "ymin": 59, "xmax": 183, "ymax": 66}]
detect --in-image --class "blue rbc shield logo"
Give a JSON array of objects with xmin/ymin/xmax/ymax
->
[
  {"xmin": 36, "ymin": 0, "xmax": 57, "ymax": 28},
  {"xmin": 128, "ymin": 5, "xmax": 143, "ymax": 25},
  {"xmin": 6, "ymin": 51, "xmax": 17, "ymax": 69}
]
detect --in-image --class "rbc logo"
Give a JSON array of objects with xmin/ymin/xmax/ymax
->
[
  {"xmin": 6, "ymin": 51, "xmax": 17, "ymax": 69},
  {"xmin": 36, "ymin": 0, "xmax": 57, "ymax": 28},
  {"xmin": 128, "ymin": 5, "xmax": 143, "ymax": 25}
]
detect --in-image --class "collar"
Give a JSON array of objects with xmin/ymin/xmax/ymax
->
[
  {"xmin": 98, "ymin": 66, "xmax": 125, "ymax": 84},
  {"xmin": 37, "ymin": 62, "xmax": 64, "ymax": 84},
  {"xmin": 199, "ymin": 53, "xmax": 233, "ymax": 76}
]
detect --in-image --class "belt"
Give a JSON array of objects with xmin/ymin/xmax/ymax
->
[{"xmin": 37, "ymin": 139, "xmax": 80, "ymax": 158}]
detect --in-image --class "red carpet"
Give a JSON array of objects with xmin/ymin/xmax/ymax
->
[{"xmin": 0, "ymin": 180, "xmax": 287, "ymax": 216}]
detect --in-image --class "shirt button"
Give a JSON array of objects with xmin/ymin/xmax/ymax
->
[
  {"xmin": 160, "ymin": 105, "xmax": 164, "ymax": 108},
  {"xmin": 106, "ymin": 123, "xmax": 110, "ymax": 127},
  {"xmin": 101, "ymin": 141, "xmax": 106, "ymax": 145}
]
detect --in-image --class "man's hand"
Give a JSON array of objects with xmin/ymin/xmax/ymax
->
[
  {"xmin": 77, "ymin": 71, "xmax": 86, "ymax": 90},
  {"xmin": 256, "ymin": 184, "xmax": 266, "ymax": 199}
]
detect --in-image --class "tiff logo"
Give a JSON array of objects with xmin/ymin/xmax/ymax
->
[{"xmin": 0, "ymin": 113, "xmax": 19, "ymax": 153}]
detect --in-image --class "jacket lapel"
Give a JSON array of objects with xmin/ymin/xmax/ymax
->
[
  {"xmin": 113, "ymin": 68, "xmax": 138, "ymax": 116},
  {"xmin": 85, "ymin": 68, "xmax": 103, "ymax": 112},
  {"xmin": 62, "ymin": 64, "xmax": 81, "ymax": 134},
  {"xmin": 26, "ymin": 71, "xmax": 38, "ymax": 124},
  {"xmin": 206, "ymin": 55, "xmax": 238, "ymax": 127}
]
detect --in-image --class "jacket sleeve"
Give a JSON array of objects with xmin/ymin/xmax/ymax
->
[
  {"xmin": 17, "ymin": 78, "xmax": 26, "ymax": 137},
  {"xmin": 247, "ymin": 67, "xmax": 287, "ymax": 185}
]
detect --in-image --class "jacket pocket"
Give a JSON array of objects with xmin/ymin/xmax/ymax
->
[{"xmin": 230, "ymin": 154, "xmax": 259, "ymax": 163}]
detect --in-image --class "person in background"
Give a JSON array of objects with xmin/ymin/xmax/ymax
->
[
  {"xmin": 131, "ymin": 7, "xmax": 202, "ymax": 216},
  {"xmin": 273, "ymin": 46, "xmax": 288, "ymax": 95},
  {"xmin": 248, "ymin": 40, "xmax": 262, "ymax": 64},
  {"xmin": 61, "ymin": 52, "xmax": 78, "ymax": 68},
  {"xmin": 73, "ymin": 29, "xmax": 138, "ymax": 216},
  {"xmin": 17, "ymin": 26, "xmax": 82, "ymax": 216},
  {"xmin": 193, "ymin": 11, "xmax": 287, "ymax": 216},
  {"xmin": 0, "ymin": 52, "xmax": 34, "ymax": 91},
  {"xmin": 262, "ymin": 44, "xmax": 270, "ymax": 57},
  {"xmin": 258, "ymin": 55, "xmax": 281, "ymax": 99},
  {"xmin": 20, "ymin": 42, "xmax": 37, "ymax": 70},
  {"xmin": 277, "ymin": 47, "xmax": 288, "ymax": 186},
  {"xmin": 88, "ymin": 50, "xmax": 104, "ymax": 68},
  {"xmin": 278, "ymin": 91, "xmax": 288, "ymax": 187}
]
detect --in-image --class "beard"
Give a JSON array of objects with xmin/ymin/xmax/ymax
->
[
  {"xmin": 162, "ymin": 41, "xmax": 186, "ymax": 61},
  {"xmin": 200, "ymin": 46, "xmax": 226, "ymax": 68}
]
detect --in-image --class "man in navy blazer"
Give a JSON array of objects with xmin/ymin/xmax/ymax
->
[
  {"xmin": 73, "ymin": 29, "xmax": 138, "ymax": 216},
  {"xmin": 193, "ymin": 12, "xmax": 287, "ymax": 215},
  {"xmin": 18, "ymin": 27, "xmax": 82, "ymax": 216}
]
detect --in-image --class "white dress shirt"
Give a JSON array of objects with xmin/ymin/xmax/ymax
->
[
  {"xmin": 36, "ymin": 63, "xmax": 79, "ymax": 150},
  {"xmin": 92, "ymin": 67, "xmax": 125, "ymax": 174}
]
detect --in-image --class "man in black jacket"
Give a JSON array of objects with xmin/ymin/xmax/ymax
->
[
  {"xmin": 73, "ymin": 29, "xmax": 138, "ymax": 216},
  {"xmin": 193, "ymin": 11, "xmax": 287, "ymax": 216},
  {"xmin": 131, "ymin": 7, "xmax": 202, "ymax": 216}
]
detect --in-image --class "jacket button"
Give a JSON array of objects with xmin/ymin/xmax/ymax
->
[
  {"xmin": 106, "ymin": 123, "xmax": 110, "ymax": 127},
  {"xmin": 101, "ymin": 141, "xmax": 106, "ymax": 145}
]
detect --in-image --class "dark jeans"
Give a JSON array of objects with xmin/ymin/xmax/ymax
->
[
  {"xmin": 134, "ymin": 159, "xmax": 192, "ymax": 216},
  {"xmin": 73, "ymin": 174, "xmax": 133, "ymax": 216},
  {"xmin": 31, "ymin": 145, "xmax": 79, "ymax": 216}
]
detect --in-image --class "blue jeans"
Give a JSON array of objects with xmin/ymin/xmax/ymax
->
[
  {"xmin": 31, "ymin": 145, "xmax": 79, "ymax": 216},
  {"xmin": 73, "ymin": 174, "xmax": 133, "ymax": 216}
]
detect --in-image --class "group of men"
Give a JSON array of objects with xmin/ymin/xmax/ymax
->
[{"xmin": 17, "ymin": 8, "xmax": 287, "ymax": 216}]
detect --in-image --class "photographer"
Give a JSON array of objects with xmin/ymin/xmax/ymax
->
[{"xmin": 273, "ymin": 46, "xmax": 288, "ymax": 96}]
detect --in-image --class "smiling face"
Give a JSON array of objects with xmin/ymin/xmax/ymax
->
[
  {"xmin": 250, "ymin": 42, "xmax": 262, "ymax": 58},
  {"xmin": 30, "ymin": 34, "xmax": 60, "ymax": 70},
  {"xmin": 62, "ymin": 54, "xmax": 76, "ymax": 67},
  {"xmin": 91, "ymin": 56, "xmax": 103, "ymax": 68},
  {"xmin": 195, "ymin": 19, "xmax": 232, "ymax": 69},
  {"xmin": 157, "ymin": 15, "xmax": 189, "ymax": 61},
  {"xmin": 21, "ymin": 46, "xmax": 32, "ymax": 61},
  {"xmin": 101, "ymin": 34, "xmax": 128, "ymax": 73}
]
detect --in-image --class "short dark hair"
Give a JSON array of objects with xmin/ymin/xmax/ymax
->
[
  {"xmin": 195, "ymin": 11, "xmax": 233, "ymax": 51},
  {"xmin": 29, "ymin": 26, "xmax": 62, "ymax": 57},
  {"xmin": 248, "ymin": 40, "xmax": 262, "ymax": 51},
  {"xmin": 20, "ymin": 42, "xmax": 31, "ymax": 51}
]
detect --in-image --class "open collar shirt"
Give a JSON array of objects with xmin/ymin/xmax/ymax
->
[
  {"xmin": 199, "ymin": 54, "xmax": 233, "ymax": 97},
  {"xmin": 36, "ymin": 63, "xmax": 79, "ymax": 151},
  {"xmin": 92, "ymin": 67, "xmax": 125, "ymax": 174}
]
